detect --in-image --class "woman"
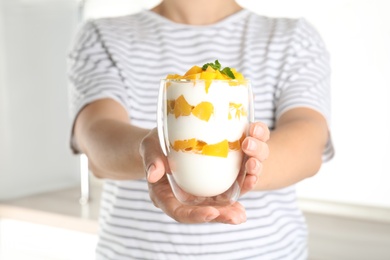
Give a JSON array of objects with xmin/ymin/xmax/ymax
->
[{"xmin": 68, "ymin": 0, "xmax": 333, "ymax": 259}]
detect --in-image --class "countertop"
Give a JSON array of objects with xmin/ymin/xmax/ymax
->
[
  {"xmin": 0, "ymin": 184, "xmax": 101, "ymax": 234},
  {"xmin": 1, "ymin": 182, "xmax": 390, "ymax": 259},
  {"xmin": 1, "ymin": 181, "xmax": 389, "ymax": 233}
]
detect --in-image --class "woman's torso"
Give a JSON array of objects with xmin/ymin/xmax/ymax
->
[{"xmin": 92, "ymin": 10, "xmax": 308, "ymax": 259}]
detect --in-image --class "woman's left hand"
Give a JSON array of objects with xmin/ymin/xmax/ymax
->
[{"xmin": 240, "ymin": 122, "xmax": 270, "ymax": 194}]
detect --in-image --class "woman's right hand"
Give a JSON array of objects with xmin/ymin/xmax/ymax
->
[{"xmin": 139, "ymin": 128, "xmax": 247, "ymax": 224}]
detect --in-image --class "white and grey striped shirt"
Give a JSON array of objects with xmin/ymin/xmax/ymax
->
[{"xmin": 68, "ymin": 9, "xmax": 333, "ymax": 260}]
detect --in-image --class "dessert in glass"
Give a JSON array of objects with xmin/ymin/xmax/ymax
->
[{"xmin": 157, "ymin": 60, "xmax": 253, "ymax": 206}]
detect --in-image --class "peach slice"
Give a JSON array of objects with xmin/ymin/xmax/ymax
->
[
  {"xmin": 174, "ymin": 95, "xmax": 194, "ymax": 118},
  {"xmin": 182, "ymin": 73, "xmax": 201, "ymax": 80},
  {"xmin": 200, "ymin": 71, "xmax": 216, "ymax": 93},
  {"xmin": 228, "ymin": 103, "xmax": 247, "ymax": 120},
  {"xmin": 166, "ymin": 74, "xmax": 181, "ymax": 79},
  {"xmin": 192, "ymin": 102, "xmax": 214, "ymax": 122},
  {"xmin": 202, "ymin": 140, "xmax": 229, "ymax": 158},
  {"xmin": 173, "ymin": 138, "xmax": 197, "ymax": 152},
  {"xmin": 184, "ymin": 65, "xmax": 203, "ymax": 76},
  {"xmin": 228, "ymin": 140, "xmax": 241, "ymax": 151},
  {"xmin": 229, "ymin": 133, "xmax": 246, "ymax": 151},
  {"xmin": 167, "ymin": 100, "xmax": 175, "ymax": 114}
]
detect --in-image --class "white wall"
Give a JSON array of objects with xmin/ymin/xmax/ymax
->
[
  {"xmin": 83, "ymin": 0, "xmax": 390, "ymax": 209},
  {"xmin": 82, "ymin": 0, "xmax": 160, "ymax": 18},
  {"xmin": 0, "ymin": 0, "xmax": 81, "ymax": 200},
  {"xmin": 0, "ymin": 1, "xmax": 7, "ymax": 171}
]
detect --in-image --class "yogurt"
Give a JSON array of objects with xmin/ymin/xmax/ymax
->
[{"xmin": 163, "ymin": 79, "xmax": 250, "ymax": 197}]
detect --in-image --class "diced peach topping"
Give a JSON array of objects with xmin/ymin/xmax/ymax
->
[
  {"xmin": 192, "ymin": 102, "xmax": 214, "ymax": 121},
  {"xmin": 182, "ymin": 73, "xmax": 201, "ymax": 80},
  {"xmin": 172, "ymin": 138, "xmax": 197, "ymax": 152},
  {"xmin": 174, "ymin": 95, "xmax": 194, "ymax": 118},
  {"xmin": 228, "ymin": 140, "xmax": 241, "ymax": 151},
  {"xmin": 202, "ymin": 140, "xmax": 229, "ymax": 158},
  {"xmin": 168, "ymin": 96, "xmax": 214, "ymax": 122},
  {"xmin": 228, "ymin": 102, "xmax": 247, "ymax": 120},
  {"xmin": 166, "ymin": 74, "xmax": 181, "ymax": 79},
  {"xmin": 204, "ymin": 66, "xmax": 216, "ymax": 73},
  {"xmin": 195, "ymin": 140, "xmax": 207, "ymax": 151},
  {"xmin": 165, "ymin": 60, "xmax": 246, "ymax": 92},
  {"xmin": 215, "ymin": 70, "xmax": 226, "ymax": 80},
  {"xmin": 200, "ymin": 71, "xmax": 217, "ymax": 93},
  {"xmin": 167, "ymin": 100, "xmax": 175, "ymax": 114},
  {"xmin": 184, "ymin": 65, "xmax": 203, "ymax": 76}
]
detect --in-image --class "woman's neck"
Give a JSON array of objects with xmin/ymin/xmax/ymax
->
[{"xmin": 151, "ymin": 0, "xmax": 242, "ymax": 25}]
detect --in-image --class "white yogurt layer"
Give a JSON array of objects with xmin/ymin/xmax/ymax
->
[
  {"xmin": 168, "ymin": 150, "xmax": 243, "ymax": 197},
  {"xmin": 165, "ymin": 80, "xmax": 250, "ymax": 197}
]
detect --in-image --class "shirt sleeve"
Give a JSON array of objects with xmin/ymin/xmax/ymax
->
[
  {"xmin": 275, "ymin": 18, "xmax": 334, "ymax": 161},
  {"xmin": 67, "ymin": 20, "xmax": 129, "ymax": 153}
]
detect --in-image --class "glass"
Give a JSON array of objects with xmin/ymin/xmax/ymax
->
[{"xmin": 157, "ymin": 79, "xmax": 254, "ymax": 206}]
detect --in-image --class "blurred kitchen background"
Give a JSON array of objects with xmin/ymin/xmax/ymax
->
[{"xmin": 0, "ymin": 0, "xmax": 389, "ymax": 259}]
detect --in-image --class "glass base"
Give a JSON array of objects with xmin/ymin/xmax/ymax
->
[{"xmin": 166, "ymin": 173, "xmax": 242, "ymax": 206}]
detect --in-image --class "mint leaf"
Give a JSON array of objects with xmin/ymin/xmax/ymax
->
[
  {"xmin": 221, "ymin": 67, "xmax": 235, "ymax": 79},
  {"xmin": 202, "ymin": 60, "xmax": 221, "ymax": 71},
  {"xmin": 201, "ymin": 60, "xmax": 236, "ymax": 79},
  {"xmin": 214, "ymin": 60, "xmax": 221, "ymax": 70},
  {"xmin": 202, "ymin": 63, "xmax": 213, "ymax": 70}
]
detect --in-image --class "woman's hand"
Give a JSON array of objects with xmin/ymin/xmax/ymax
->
[
  {"xmin": 241, "ymin": 122, "xmax": 270, "ymax": 193},
  {"xmin": 139, "ymin": 123, "xmax": 269, "ymax": 224}
]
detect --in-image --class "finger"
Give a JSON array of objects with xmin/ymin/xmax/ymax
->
[
  {"xmin": 240, "ymin": 173, "xmax": 258, "ymax": 195},
  {"xmin": 242, "ymin": 137, "xmax": 269, "ymax": 162},
  {"xmin": 139, "ymin": 129, "xmax": 170, "ymax": 183},
  {"xmin": 213, "ymin": 202, "xmax": 246, "ymax": 224},
  {"xmin": 149, "ymin": 175, "xmax": 220, "ymax": 223},
  {"xmin": 156, "ymin": 191, "xmax": 220, "ymax": 223},
  {"xmin": 240, "ymin": 158, "xmax": 263, "ymax": 193},
  {"xmin": 172, "ymin": 205, "xmax": 220, "ymax": 224},
  {"xmin": 250, "ymin": 122, "xmax": 270, "ymax": 142},
  {"xmin": 147, "ymin": 158, "xmax": 167, "ymax": 183},
  {"xmin": 245, "ymin": 157, "xmax": 262, "ymax": 176}
]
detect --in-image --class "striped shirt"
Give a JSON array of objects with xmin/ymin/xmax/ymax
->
[{"xmin": 68, "ymin": 9, "xmax": 333, "ymax": 260}]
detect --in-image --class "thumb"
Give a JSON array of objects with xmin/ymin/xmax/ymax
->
[
  {"xmin": 146, "ymin": 157, "xmax": 166, "ymax": 183},
  {"xmin": 139, "ymin": 128, "xmax": 169, "ymax": 183}
]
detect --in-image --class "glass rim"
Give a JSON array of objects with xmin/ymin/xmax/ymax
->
[{"xmin": 161, "ymin": 78, "xmax": 250, "ymax": 83}]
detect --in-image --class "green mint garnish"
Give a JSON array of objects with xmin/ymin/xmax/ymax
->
[
  {"xmin": 202, "ymin": 60, "xmax": 236, "ymax": 79},
  {"xmin": 221, "ymin": 67, "xmax": 235, "ymax": 79},
  {"xmin": 202, "ymin": 60, "xmax": 221, "ymax": 71}
]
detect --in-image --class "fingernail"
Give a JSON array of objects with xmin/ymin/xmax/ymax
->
[
  {"xmin": 251, "ymin": 175, "xmax": 258, "ymax": 186},
  {"xmin": 246, "ymin": 160, "xmax": 260, "ymax": 178},
  {"xmin": 246, "ymin": 139, "xmax": 257, "ymax": 151},
  {"xmin": 249, "ymin": 159, "xmax": 259, "ymax": 171},
  {"xmin": 147, "ymin": 164, "xmax": 156, "ymax": 180},
  {"xmin": 254, "ymin": 125, "xmax": 263, "ymax": 137}
]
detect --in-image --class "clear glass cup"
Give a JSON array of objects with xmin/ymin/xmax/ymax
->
[{"xmin": 157, "ymin": 79, "xmax": 254, "ymax": 206}]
